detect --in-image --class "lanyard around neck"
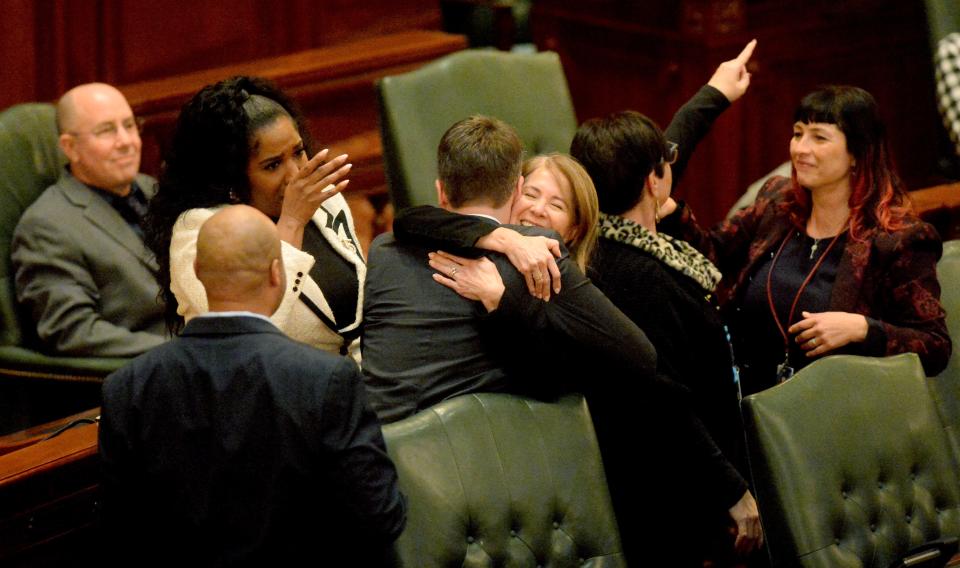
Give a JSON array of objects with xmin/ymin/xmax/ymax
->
[{"xmin": 765, "ymin": 230, "xmax": 843, "ymax": 349}]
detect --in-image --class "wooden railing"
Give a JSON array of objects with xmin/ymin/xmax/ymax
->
[{"xmin": 911, "ymin": 182, "xmax": 960, "ymax": 241}]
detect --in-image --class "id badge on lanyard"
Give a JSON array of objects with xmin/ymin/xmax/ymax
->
[
  {"xmin": 776, "ymin": 353, "xmax": 794, "ymax": 383},
  {"xmin": 767, "ymin": 231, "xmax": 841, "ymax": 386}
]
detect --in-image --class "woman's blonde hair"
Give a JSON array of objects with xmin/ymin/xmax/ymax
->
[{"xmin": 523, "ymin": 154, "xmax": 599, "ymax": 271}]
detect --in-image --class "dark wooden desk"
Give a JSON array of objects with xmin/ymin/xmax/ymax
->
[
  {"xmin": 0, "ymin": 411, "xmax": 100, "ymax": 564},
  {"xmin": 0, "ymin": 408, "xmax": 99, "ymax": 457}
]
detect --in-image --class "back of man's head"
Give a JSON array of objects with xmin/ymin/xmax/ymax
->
[
  {"xmin": 194, "ymin": 205, "xmax": 284, "ymax": 316},
  {"xmin": 437, "ymin": 115, "xmax": 522, "ymax": 209}
]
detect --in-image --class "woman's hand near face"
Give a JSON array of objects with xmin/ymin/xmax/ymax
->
[
  {"xmin": 429, "ymin": 251, "xmax": 506, "ymax": 312},
  {"xmin": 276, "ymin": 149, "xmax": 351, "ymax": 246},
  {"xmin": 476, "ymin": 227, "xmax": 562, "ymax": 300},
  {"xmin": 707, "ymin": 39, "xmax": 756, "ymax": 103},
  {"xmin": 788, "ymin": 310, "xmax": 869, "ymax": 357}
]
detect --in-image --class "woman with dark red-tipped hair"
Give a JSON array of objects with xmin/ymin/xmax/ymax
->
[{"xmin": 663, "ymin": 85, "xmax": 951, "ymax": 395}]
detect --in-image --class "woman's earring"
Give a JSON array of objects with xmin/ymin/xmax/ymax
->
[{"xmin": 228, "ymin": 189, "xmax": 240, "ymax": 203}]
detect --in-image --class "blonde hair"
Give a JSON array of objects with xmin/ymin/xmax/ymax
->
[{"xmin": 523, "ymin": 154, "xmax": 599, "ymax": 271}]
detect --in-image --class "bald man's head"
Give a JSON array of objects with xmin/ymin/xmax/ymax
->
[
  {"xmin": 57, "ymin": 83, "xmax": 142, "ymax": 196},
  {"xmin": 195, "ymin": 205, "xmax": 285, "ymax": 315}
]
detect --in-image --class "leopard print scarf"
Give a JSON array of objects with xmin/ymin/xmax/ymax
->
[{"xmin": 598, "ymin": 212, "xmax": 722, "ymax": 293}]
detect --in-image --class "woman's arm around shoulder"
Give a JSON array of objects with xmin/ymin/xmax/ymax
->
[
  {"xmin": 393, "ymin": 205, "xmax": 498, "ymax": 249},
  {"xmin": 395, "ymin": 206, "xmax": 562, "ymax": 299}
]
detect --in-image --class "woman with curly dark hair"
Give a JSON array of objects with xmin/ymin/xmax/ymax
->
[
  {"xmin": 662, "ymin": 85, "xmax": 951, "ymax": 395},
  {"xmin": 145, "ymin": 76, "xmax": 362, "ymax": 356}
]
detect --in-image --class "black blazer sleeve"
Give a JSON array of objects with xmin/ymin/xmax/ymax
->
[
  {"xmin": 491, "ymin": 234, "xmax": 658, "ymax": 380},
  {"xmin": 664, "ymin": 85, "xmax": 731, "ymax": 185},
  {"xmin": 393, "ymin": 205, "xmax": 498, "ymax": 251}
]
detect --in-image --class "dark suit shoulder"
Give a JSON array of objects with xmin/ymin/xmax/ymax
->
[
  {"xmin": 219, "ymin": 323, "xmax": 351, "ymax": 379},
  {"xmin": 369, "ymin": 231, "xmax": 396, "ymax": 252},
  {"xmin": 16, "ymin": 180, "xmax": 76, "ymax": 227}
]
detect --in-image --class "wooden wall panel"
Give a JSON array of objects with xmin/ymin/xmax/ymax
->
[
  {"xmin": 310, "ymin": 0, "xmax": 446, "ymax": 45},
  {"xmin": 0, "ymin": 1, "xmax": 39, "ymax": 107},
  {"xmin": 109, "ymin": 2, "xmax": 266, "ymax": 82},
  {"xmin": 0, "ymin": 0, "xmax": 441, "ymax": 110}
]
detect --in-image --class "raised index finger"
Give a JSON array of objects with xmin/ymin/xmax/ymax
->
[{"xmin": 735, "ymin": 39, "xmax": 757, "ymax": 65}]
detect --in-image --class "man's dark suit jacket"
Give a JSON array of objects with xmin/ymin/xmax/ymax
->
[
  {"xmin": 361, "ymin": 218, "xmax": 659, "ymax": 423},
  {"xmin": 99, "ymin": 315, "xmax": 405, "ymax": 566}
]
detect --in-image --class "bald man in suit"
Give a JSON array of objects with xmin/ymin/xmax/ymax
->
[
  {"xmin": 12, "ymin": 82, "xmax": 165, "ymax": 356},
  {"xmin": 99, "ymin": 205, "xmax": 405, "ymax": 565}
]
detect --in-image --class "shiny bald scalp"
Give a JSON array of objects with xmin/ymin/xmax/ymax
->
[
  {"xmin": 195, "ymin": 205, "xmax": 284, "ymax": 314},
  {"xmin": 56, "ymin": 82, "xmax": 125, "ymax": 134}
]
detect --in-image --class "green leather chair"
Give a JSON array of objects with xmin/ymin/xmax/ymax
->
[
  {"xmin": 0, "ymin": 104, "xmax": 128, "ymax": 398},
  {"xmin": 742, "ymin": 354, "xmax": 960, "ymax": 567},
  {"xmin": 928, "ymin": 239, "xmax": 960, "ymax": 462},
  {"xmin": 382, "ymin": 393, "xmax": 626, "ymax": 567},
  {"xmin": 376, "ymin": 49, "xmax": 577, "ymax": 211}
]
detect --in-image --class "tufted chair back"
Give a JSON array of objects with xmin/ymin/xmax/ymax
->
[
  {"xmin": 0, "ymin": 103, "xmax": 63, "ymax": 349},
  {"xmin": 929, "ymin": 239, "xmax": 960, "ymax": 463},
  {"xmin": 742, "ymin": 354, "xmax": 960, "ymax": 568},
  {"xmin": 376, "ymin": 49, "xmax": 577, "ymax": 211},
  {"xmin": 382, "ymin": 393, "xmax": 626, "ymax": 567}
]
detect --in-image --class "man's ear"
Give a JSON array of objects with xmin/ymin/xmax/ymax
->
[
  {"xmin": 59, "ymin": 133, "xmax": 77, "ymax": 163},
  {"xmin": 436, "ymin": 179, "xmax": 450, "ymax": 210},
  {"xmin": 515, "ymin": 175, "xmax": 524, "ymax": 197},
  {"xmin": 270, "ymin": 258, "xmax": 284, "ymax": 288}
]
